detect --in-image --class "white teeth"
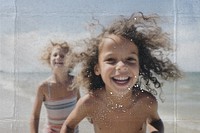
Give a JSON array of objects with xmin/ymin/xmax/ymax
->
[
  {"xmin": 114, "ymin": 77, "xmax": 129, "ymax": 81},
  {"xmin": 55, "ymin": 62, "xmax": 63, "ymax": 64}
]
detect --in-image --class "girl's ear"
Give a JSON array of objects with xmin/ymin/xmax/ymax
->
[{"xmin": 94, "ymin": 64, "xmax": 100, "ymax": 75}]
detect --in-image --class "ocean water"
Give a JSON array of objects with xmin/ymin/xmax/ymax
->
[
  {"xmin": 0, "ymin": 72, "xmax": 199, "ymax": 133},
  {"xmin": 158, "ymin": 72, "xmax": 200, "ymax": 132}
]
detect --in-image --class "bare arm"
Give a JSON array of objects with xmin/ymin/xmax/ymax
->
[
  {"xmin": 147, "ymin": 96, "xmax": 164, "ymax": 133},
  {"xmin": 60, "ymin": 94, "xmax": 92, "ymax": 133},
  {"xmin": 148, "ymin": 119, "xmax": 164, "ymax": 133},
  {"xmin": 76, "ymin": 89, "xmax": 81, "ymax": 101},
  {"xmin": 30, "ymin": 85, "xmax": 44, "ymax": 133}
]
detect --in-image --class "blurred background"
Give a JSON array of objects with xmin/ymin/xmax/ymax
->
[{"xmin": 0, "ymin": 0, "xmax": 200, "ymax": 132}]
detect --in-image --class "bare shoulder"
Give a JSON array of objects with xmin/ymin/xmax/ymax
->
[
  {"xmin": 133, "ymin": 88, "xmax": 161, "ymax": 122},
  {"xmin": 133, "ymin": 88, "xmax": 158, "ymax": 107},
  {"xmin": 74, "ymin": 92, "xmax": 98, "ymax": 115},
  {"xmin": 35, "ymin": 80, "xmax": 49, "ymax": 97},
  {"xmin": 79, "ymin": 92, "xmax": 98, "ymax": 106},
  {"xmin": 38, "ymin": 80, "xmax": 48, "ymax": 90}
]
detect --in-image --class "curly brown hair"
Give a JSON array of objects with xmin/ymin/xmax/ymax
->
[{"xmin": 75, "ymin": 12, "xmax": 182, "ymax": 96}]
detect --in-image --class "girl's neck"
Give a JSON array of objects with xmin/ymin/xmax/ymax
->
[{"xmin": 52, "ymin": 69, "xmax": 69, "ymax": 84}]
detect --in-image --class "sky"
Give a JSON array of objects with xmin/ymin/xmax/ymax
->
[{"xmin": 0, "ymin": 0, "xmax": 200, "ymax": 72}]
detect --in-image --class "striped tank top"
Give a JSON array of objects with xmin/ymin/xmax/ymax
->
[{"xmin": 43, "ymin": 83, "xmax": 79, "ymax": 133}]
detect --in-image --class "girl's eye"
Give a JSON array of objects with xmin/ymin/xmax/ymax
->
[
  {"xmin": 105, "ymin": 58, "xmax": 116, "ymax": 64},
  {"xmin": 60, "ymin": 54, "xmax": 64, "ymax": 58},
  {"xmin": 126, "ymin": 57, "xmax": 137, "ymax": 63},
  {"xmin": 53, "ymin": 53, "xmax": 57, "ymax": 57}
]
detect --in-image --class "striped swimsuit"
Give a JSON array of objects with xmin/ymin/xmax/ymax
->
[{"xmin": 43, "ymin": 83, "xmax": 79, "ymax": 133}]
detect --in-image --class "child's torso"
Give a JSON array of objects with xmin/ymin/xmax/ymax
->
[
  {"xmin": 91, "ymin": 104, "xmax": 148, "ymax": 133},
  {"xmin": 43, "ymin": 82, "xmax": 78, "ymax": 133},
  {"xmin": 88, "ymin": 90, "xmax": 153, "ymax": 133}
]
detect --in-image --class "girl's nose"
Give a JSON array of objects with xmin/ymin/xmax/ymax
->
[
  {"xmin": 115, "ymin": 61, "xmax": 128, "ymax": 72},
  {"xmin": 56, "ymin": 56, "xmax": 61, "ymax": 60},
  {"xmin": 57, "ymin": 55, "xmax": 64, "ymax": 59}
]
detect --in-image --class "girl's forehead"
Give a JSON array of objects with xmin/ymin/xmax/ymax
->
[
  {"xmin": 51, "ymin": 46, "xmax": 65, "ymax": 53},
  {"xmin": 103, "ymin": 34, "xmax": 136, "ymax": 45},
  {"xmin": 52, "ymin": 46, "xmax": 61, "ymax": 51},
  {"xmin": 100, "ymin": 34, "xmax": 138, "ymax": 52}
]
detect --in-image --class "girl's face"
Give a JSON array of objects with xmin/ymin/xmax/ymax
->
[
  {"xmin": 95, "ymin": 34, "xmax": 139, "ymax": 96},
  {"xmin": 50, "ymin": 46, "xmax": 67, "ymax": 70}
]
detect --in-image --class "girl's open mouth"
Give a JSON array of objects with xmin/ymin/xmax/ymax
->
[{"xmin": 112, "ymin": 76, "xmax": 130, "ymax": 85}]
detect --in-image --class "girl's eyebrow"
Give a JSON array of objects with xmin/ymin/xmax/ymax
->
[
  {"xmin": 130, "ymin": 51, "xmax": 138, "ymax": 55},
  {"xmin": 103, "ymin": 52, "xmax": 138, "ymax": 58},
  {"xmin": 103, "ymin": 52, "xmax": 113, "ymax": 57}
]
